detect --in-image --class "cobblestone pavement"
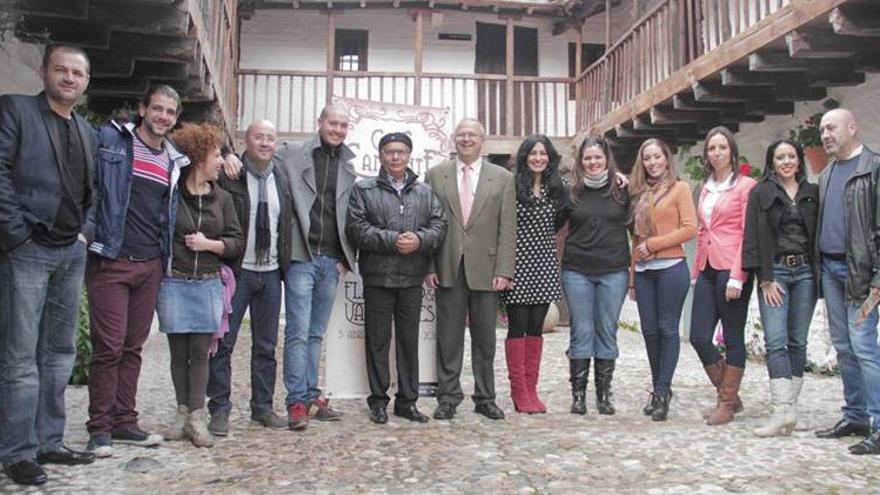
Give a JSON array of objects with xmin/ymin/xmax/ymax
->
[{"xmin": 2, "ymin": 301, "xmax": 878, "ymax": 494}]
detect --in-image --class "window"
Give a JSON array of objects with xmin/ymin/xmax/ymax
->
[{"xmin": 335, "ymin": 29, "xmax": 368, "ymax": 72}]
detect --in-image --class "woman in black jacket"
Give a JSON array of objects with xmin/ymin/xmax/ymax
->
[{"xmin": 743, "ymin": 139, "xmax": 818, "ymax": 437}]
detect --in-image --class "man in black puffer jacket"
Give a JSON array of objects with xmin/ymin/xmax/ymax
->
[{"xmin": 346, "ymin": 132, "xmax": 447, "ymax": 425}]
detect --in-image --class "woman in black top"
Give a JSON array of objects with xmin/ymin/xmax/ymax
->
[
  {"xmin": 501, "ymin": 135, "xmax": 566, "ymax": 414},
  {"xmin": 743, "ymin": 139, "xmax": 818, "ymax": 437},
  {"xmin": 561, "ymin": 136, "xmax": 630, "ymax": 415}
]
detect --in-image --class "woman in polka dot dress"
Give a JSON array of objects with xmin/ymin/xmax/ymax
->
[{"xmin": 500, "ymin": 134, "xmax": 566, "ymax": 414}]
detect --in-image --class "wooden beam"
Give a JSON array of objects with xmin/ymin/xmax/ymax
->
[
  {"xmin": 326, "ymin": 10, "xmax": 336, "ymax": 105},
  {"xmin": 786, "ymin": 30, "xmax": 867, "ymax": 59},
  {"xmin": 693, "ymin": 81, "xmax": 775, "ymax": 103},
  {"xmin": 505, "ymin": 16, "xmax": 514, "ymax": 136},
  {"xmin": 582, "ymin": 0, "xmax": 848, "ymax": 137},
  {"xmin": 830, "ymin": 4, "xmax": 880, "ymax": 37},
  {"xmin": 748, "ymin": 50, "xmax": 851, "ymax": 72},
  {"xmin": 650, "ymin": 106, "xmax": 719, "ymax": 125},
  {"xmin": 722, "ymin": 66, "xmax": 866, "ymax": 88},
  {"xmin": 604, "ymin": 0, "xmax": 612, "ymax": 51},
  {"xmin": 744, "ymin": 100, "xmax": 795, "ymax": 115},
  {"xmin": 574, "ymin": 24, "xmax": 583, "ymax": 130},
  {"xmin": 413, "ymin": 8, "xmax": 425, "ymax": 105}
]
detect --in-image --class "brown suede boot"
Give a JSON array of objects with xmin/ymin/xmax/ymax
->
[
  {"xmin": 707, "ymin": 365, "xmax": 744, "ymax": 426},
  {"xmin": 701, "ymin": 359, "xmax": 744, "ymax": 419}
]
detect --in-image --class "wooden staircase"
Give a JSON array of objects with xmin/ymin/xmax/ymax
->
[
  {"xmin": 574, "ymin": 0, "xmax": 880, "ymax": 169},
  {"xmin": 14, "ymin": 0, "xmax": 239, "ymax": 134}
]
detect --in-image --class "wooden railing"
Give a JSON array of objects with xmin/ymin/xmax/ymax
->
[
  {"xmin": 576, "ymin": 0, "xmax": 792, "ymax": 131},
  {"xmin": 237, "ymin": 69, "xmax": 576, "ymax": 137}
]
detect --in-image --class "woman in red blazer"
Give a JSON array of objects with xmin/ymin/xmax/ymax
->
[{"xmin": 689, "ymin": 126, "xmax": 757, "ymax": 426}]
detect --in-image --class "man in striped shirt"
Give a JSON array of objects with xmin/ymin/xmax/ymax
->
[{"xmin": 84, "ymin": 85, "xmax": 190, "ymax": 457}]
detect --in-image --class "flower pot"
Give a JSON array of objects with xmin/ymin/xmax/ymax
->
[{"xmin": 805, "ymin": 145, "xmax": 829, "ymax": 175}]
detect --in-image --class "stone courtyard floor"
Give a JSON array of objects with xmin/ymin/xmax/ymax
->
[{"xmin": 1, "ymin": 301, "xmax": 878, "ymax": 494}]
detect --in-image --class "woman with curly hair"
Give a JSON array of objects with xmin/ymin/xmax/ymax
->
[
  {"xmin": 501, "ymin": 135, "xmax": 566, "ymax": 414},
  {"xmin": 157, "ymin": 122, "xmax": 244, "ymax": 447},
  {"xmin": 562, "ymin": 136, "xmax": 630, "ymax": 416}
]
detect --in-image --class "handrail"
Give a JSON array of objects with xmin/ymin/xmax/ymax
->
[{"xmin": 575, "ymin": 0, "xmax": 796, "ymax": 132}]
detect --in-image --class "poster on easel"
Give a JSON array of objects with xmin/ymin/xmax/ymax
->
[{"xmin": 324, "ymin": 97, "xmax": 451, "ymax": 398}]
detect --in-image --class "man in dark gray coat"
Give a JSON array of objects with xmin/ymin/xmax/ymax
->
[
  {"xmin": 0, "ymin": 45, "xmax": 97, "ymax": 486},
  {"xmin": 346, "ymin": 132, "xmax": 447, "ymax": 425},
  {"xmin": 281, "ymin": 105, "xmax": 357, "ymax": 429}
]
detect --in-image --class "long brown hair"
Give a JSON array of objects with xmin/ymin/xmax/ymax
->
[
  {"xmin": 569, "ymin": 136, "xmax": 625, "ymax": 204},
  {"xmin": 701, "ymin": 126, "xmax": 740, "ymax": 182},
  {"xmin": 629, "ymin": 138, "xmax": 679, "ymax": 197}
]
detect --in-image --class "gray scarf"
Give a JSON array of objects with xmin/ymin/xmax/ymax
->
[
  {"xmin": 583, "ymin": 169, "xmax": 609, "ymax": 189},
  {"xmin": 243, "ymin": 154, "xmax": 274, "ymax": 264}
]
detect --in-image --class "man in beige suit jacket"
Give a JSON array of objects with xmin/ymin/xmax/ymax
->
[{"xmin": 425, "ymin": 119, "xmax": 516, "ymax": 420}]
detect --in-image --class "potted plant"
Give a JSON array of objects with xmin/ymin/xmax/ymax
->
[{"xmin": 790, "ymin": 98, "xmax": 839, "ymax": 175}]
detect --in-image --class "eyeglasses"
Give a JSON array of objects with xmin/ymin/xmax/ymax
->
[{"xmin": 381, "ymin": 149, "xmax": 411, "ymax": 157}]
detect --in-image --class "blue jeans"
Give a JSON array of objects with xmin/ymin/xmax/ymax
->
[
  {"xmin": 821, "ymin": 257, "xmax": 880, "ymax": 428},
  {"xmin": 208, "ymin": 269, "xmax": 282, "ymax": 418},
  {"xmin": 757, "ymin": 262, "xmax": 816, "ymax": 379},
  {"xmin": 0, "ymin": 240, "xmax": 87, "ymax": 463},
  {"xmin": 562, "ymin": 269, "xmax": 628, "ymax": 360},
  {"xmin": 689, "ymin": 266, "xmax": 754, "ymax": 368},
  {"xmin": 283, "ymin": 256, "xmax": 340, "ymax": 406},
  {"xmin": 634, "ymin": 260, "xmax": 689, "ymax": 396}
]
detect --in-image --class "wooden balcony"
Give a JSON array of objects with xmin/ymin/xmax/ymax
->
[
  {"xmin": 237, "ymin": 68, "xmax": 577, "ymax": 140},
  {"xmin": 574, "ymin": 0, "xmax": 880, "ymax": 166},
  {"xmin": 17, "ymin": 0, "xmax": 240, "ymax": 136}
]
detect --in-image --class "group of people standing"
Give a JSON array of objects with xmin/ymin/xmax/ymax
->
[{"xmin": 1, "ymin": 43, "xmax": 879, "ymax": 488}]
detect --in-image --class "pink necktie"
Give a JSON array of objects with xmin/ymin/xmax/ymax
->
[{"xmin": 460, "ymin": 165, "xmax": 473, "ymax": 225}]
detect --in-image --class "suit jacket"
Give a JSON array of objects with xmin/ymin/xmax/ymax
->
[
  {"xmin": 281, "ymin": 135, "xmax": 357, "ymax": 269},
  {"xmin": 426, "ymin": 158, "xmax": 516, "ymax": 290},
  {"xmin": 0, "ymin": 92, "xmax": 96, "ymax": 252},
  {"xmin": 693, "ymin": 175, "xmax": 757, "ymax": 284}
]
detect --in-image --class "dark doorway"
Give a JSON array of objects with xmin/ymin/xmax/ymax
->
[{"xmin": 474, "ymin": 23, "xmax": 538, "ymax": 135}]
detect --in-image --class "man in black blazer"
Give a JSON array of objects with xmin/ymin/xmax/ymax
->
[{"xmin": 0, "ymin": 45, "xmax": 97, "ymax": 486}]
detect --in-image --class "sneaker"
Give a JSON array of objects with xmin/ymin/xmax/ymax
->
[
  {"xmin": 253, "ymin": 411, "xmax": 287, "ymax": 429},
  {"xmin": 111, "ymin": 426, "xmax": 163, "ymax": 447},
  {"xmin": 208, "ymin": 411, "xmax": 230, "ymax": 437},
  {"xmin": 86, "ymin": 433, "xmax": 113, "ymax": 458},
  {"xmin": 287, "ymin": 403, "xmax": 309, "ymax": 430},
  {"xmin": 310, "ymin": 398, "xmax": 343, "ymax": 421}
]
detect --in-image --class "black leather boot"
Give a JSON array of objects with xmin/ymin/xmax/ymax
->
[
  {"xmin": 652, "ymin": 390, "xmax": 672, "ymax": 422},
  {"xmin": 594, "ymin": 359, "xmax": 616, "ymax": 415},
  {"xmin": 569, "ymin": 359, "xmax": 590, "ymax": 415}
]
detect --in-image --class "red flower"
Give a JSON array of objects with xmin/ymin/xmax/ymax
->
[{"xmin": 739, "ymin": 163, "xmax": 751, "ymax": 176}]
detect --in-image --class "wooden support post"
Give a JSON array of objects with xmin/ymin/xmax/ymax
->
[
  {"xmin": 574, "ymin": 24, "xmax": 583, "ymax": 129},
  {"xmin": 505, "ymin": 16, "xmax": 514, "ymax": 136},
  {"xmin": 325, "ymin": 10, "xmax": 336, "ymax": 105},
  {"xmin": 605, "ymin": 0, "xmax": 612, "ymax": 51},
  {"xmin": 413, "ymin": 9, "xmax": 425, "ymax": 105}
]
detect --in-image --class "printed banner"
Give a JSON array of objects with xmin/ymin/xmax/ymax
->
[{"xmin": 324, "ymin": 97, "xmax": 451, "ymax": 398}]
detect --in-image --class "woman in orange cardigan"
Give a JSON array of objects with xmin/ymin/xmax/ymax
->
[
  {"xmin": 689, "ymin": 126, "xmax": 757, "ymax": 426},
  {"xmin": 629, "ymin": 139, "xmax": 697, "ymax": 421}
]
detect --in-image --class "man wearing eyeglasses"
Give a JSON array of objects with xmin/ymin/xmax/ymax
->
[
  {"xmin": 424, "ymin": 119, "xmax": 516, "ymax": 421},
  {"xmin": 346, "ymin": 132, "xmax": 447, "ymax": 424}
]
